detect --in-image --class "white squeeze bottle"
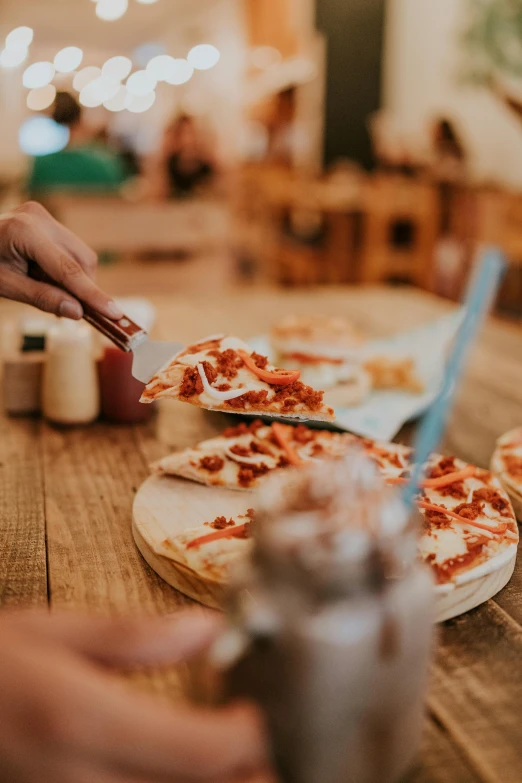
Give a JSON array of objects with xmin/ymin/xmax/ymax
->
[{"xmin": 42, "ymin": 320, "xmax": 100, "ymax": 425}]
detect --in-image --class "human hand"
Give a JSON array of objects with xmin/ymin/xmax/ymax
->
[
  {"xmin": 0, "ymin": 610, "xmax": 271, "ymax": 783},
  {"xmin": 0, "ymin": 201, "xmax": 123, "ymax": 320}
]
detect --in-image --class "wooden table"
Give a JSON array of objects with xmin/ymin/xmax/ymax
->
[{"xmin": 1, "ymin": 286, "xmax": 522, "ymax": 782}]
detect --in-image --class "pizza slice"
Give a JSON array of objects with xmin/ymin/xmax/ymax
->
[
  {"xmin": 140, "ymin": 335, "xmax": 335, "ymax": 422},
  {"xmin": 357, "ymin": 439, "xmax": 518, "ymax": 584},
  {"xmin": 164, "ymin": 510, "xmax": 254, "ymax": 581},
  {"xmin": 270, "ymin": 314, "xmax": 371, "ymax": 403},
  {"xmin": 491, "ymin": 427, "xmax": 522, "ymax": 520},
  {"xmin": 152, "ymin": 420, "xmax": 356, "ymax": 490}
]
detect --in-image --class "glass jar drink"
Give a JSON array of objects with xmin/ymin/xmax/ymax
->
[{"xmin": 210, "ymin": 452, "xmax": 435, "ymax": 783}]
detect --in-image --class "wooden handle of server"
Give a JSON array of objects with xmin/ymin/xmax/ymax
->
[{"xmin": 28, "ymin": 263, "xmax": 146, "ymax": 352}]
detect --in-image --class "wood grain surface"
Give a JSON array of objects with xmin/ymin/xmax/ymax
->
[{"xmin": 1, "ymin": 285, "xmax": 521, "ymax": 783}]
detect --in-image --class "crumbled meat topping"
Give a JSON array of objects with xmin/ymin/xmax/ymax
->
[
  {"xmin": 423, "ymin": 508, "xmax": 453, "ymax": 529},
  {"xmin": 199, "ymin": 455, "xmax": 225, "ymax": 472},
  {"xmin": 272, "ymin": 381, "xmax": 324, "ymax": 410},
  {"xmin": 251, "ymin": 440, "xmax": 274, "ymax": 456},
  {"xmin": 230, "ymin": 444, "xmax": 252, "ymax": 458},
  {"xmin": 251, "ymin": 352, "xmax": 269, "ymax": 369},
  {"xmin": 206, "ymin": 516, "xmax": 235, "ymax": 530},
  {"xmin": 208, "ymin": 349, "xmax": 243, "ymax": 380},
  {"xmin": 473, "ymin": 487, "xmax": 513, "ymax": 517},
  {"xmin": 226, "ymin": 390, "xmax": 269, "ymax": 410},
  {"xmin": 238, "ymin": 462, "xmax": 270, "ymax": 487},
  {"xmin": 437, "ymin": 481, "xmax": 467, "ymax": 500},
  {"xmin": 452, "ymin": 501, "xmax": 484, "ymax": 521},
  {"xmin": 180, "ymin": 367, "xmax": 203, "ymax": 398},
  {"xmin": 217, "ymin": 383, "xmax": 231, "ymax": 391},
  {"xmin": 292, "ymin": 424, "xmax": 315, "ymax": 444},
  {"xmin": 428, "ymin": 456, "xmax": 456, "ymax": 479},
  {"xmin": 223, "ymin": 420, "xmax": 264, "ymax": 438}
]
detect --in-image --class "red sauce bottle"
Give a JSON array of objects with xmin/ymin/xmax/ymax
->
[{"xmin": 99, "ymin": 346, "xmax": 153, "ymax": 424}]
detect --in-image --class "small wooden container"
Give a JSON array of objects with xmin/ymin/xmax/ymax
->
[{"xmin": 2, "ymin": 353, "xmax": 44, "ymax": 416}]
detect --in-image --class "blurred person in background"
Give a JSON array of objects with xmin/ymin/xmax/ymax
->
[
  {"xmin": 428, "ymin": 117, "xmax": 468, "ymax": 185},
  {"xmin": 152, "ymin": 113, "xmax": 219, "ymax": 199},
  {"xmin": 0, "ymin": 201, "xmax": 271, "ymax": 783},
  {"xmin": 29, "ymin": 92, "xmax": 128, "ymax": 197}
]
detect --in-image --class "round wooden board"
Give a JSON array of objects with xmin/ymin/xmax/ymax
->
[{"xmin": 133, "ymin": 475, "xmax": 518, "ymax": 623}]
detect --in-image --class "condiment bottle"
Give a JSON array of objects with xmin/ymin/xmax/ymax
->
[
  {"xmin": 98, "ymin": 298, "xmax": 155, "ymax": 424},
  {"xmin": 42, "ymin": 320, "xmax": 100, "ymax": 425},
  {"xmin": 201, "ymin": 451, "xmax": 435, "ymax": 783}
]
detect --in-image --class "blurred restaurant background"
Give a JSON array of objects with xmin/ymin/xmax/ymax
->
[{"xmin": 1, "ymin": 0, "xmax": 522, "ymax": 314}]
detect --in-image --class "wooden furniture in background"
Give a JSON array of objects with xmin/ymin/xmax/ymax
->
[
  {"xmin": 358, "ymin": 176, "xmax": 440, "ymax": 288},
  {"xmin": 237, "ymin": 165, "xmax": 365, "ymax": 286},
  {"xmin": 244, "ymin": 0, "xmax": 300, "ymax": 58},
  {"xmin": 2, "ymin": 285, "xmax": 522, "ymax": 781},
  {"xmin": 43, "ymin": 195, "xmax": 232, "ymax": 257}
]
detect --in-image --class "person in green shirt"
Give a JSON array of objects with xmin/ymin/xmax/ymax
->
[{"xmin": 29, "ymin": 91, "xmax": 127, "ymax": 195}]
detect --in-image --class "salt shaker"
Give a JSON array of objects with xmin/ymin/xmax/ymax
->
[
  {"xmin": 205, "ymin": 451, "xmax": 435, "ymax": 783},
  {"xmin": 42, "ymin": 320, "xmax": 100, "ymax": 425}
]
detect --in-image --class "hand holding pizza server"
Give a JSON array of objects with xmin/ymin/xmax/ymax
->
[{"xmin": 0, "ymin": 204, "xmax": 272, "ymax": 783}]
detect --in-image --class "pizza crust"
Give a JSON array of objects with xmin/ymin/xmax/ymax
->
[{"xmin": 491, "ymin": 428, "xmax": 522, "ymax": 521}]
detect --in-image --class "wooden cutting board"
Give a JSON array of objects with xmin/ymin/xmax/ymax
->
[{"xmin": 132, "ymin": 475, "xmax": 517, "ymax": 621}]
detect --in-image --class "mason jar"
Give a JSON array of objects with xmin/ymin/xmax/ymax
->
[{"xmin": 208, "ymin": 451, "xmax": 436, "ymax": 783}]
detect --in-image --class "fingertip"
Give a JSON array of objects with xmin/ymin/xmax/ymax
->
[
  {"xmin": 58, "ymin": 300, "xmax": 83, "ymax": 320},
  {"xmin": 104, "ymin": 301, "xmax": 124, "ymax": 320}
]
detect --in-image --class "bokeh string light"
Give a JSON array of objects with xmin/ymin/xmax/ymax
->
[
  {"xmin": 73, "ymin": 66, "xmax": 102, "ymax": 92},
  {"xmin": 96, "ymin": 0, "xmax": 128, "ymax": 22},
  {"xmin": 8, "ymin": 16, "xmax": 220, "ymax": 119},
  {"xmin": 0, "ymin": 48, "xmax": 28, "ymax": 68},
  {"xmin": 102, "ymin": 55, "xmax": 132, "ymax": 82},
  {"xmin": 0, "ymin": 26, "xmax": 33, "ymax": 70},
  {"xmin": 187, "ymin": 44, "xmax": 220, "ymax": 71},
  {"xmin": 126, "ymin": 90, "xmax": 156, "ymax": 113},
  {"xmin": 103, "ymin": 85, "xmax": 130, "ymax": 112},
  {"xmin": 5, "ymin": 26, "xmax": 34, "ymax": 51},
  {"xmin": 126, "ymin": 69, "xmax": 157, "ymax": 96},
  {"xmin": 54, "ymin": 46, "xmax": 84, "ymax": 73},
  {"xmin": 26, "ymin": 84, "xmax": 57, "ymax": 111},
  {"xmin": 164, "ymin": 58, "xmax": 194, "ymax": 86},
  {"xmin": 23, "ymin": 61, "xmax": 55, "ymax": 89}
]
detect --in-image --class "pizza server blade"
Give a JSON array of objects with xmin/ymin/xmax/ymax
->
[{"xmin": 130, "ymin": 335, "xmax": 184, "ymax": 384}]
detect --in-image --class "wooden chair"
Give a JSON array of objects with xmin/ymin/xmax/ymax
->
[{"xmin": 358, "ymin": 175, "xmax": 440, "ymax": 289}]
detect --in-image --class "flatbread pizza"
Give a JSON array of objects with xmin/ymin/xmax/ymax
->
[
  {"xmin": 491, "ymin": 428, "xmax": 522, "ymax": 520},
  {"xmin": 141, "ymin": 335, "xmax": 335, "ymax": 422},
  {"xmin": 359, "ymin": 439, "xmax": 518, "ymax": 585},
  {"xmin": 152, "ymin": 420, "xmax": 355, "ymax": 490},
  {"xmin": 269, "ymin": 314, "xmax": 424, "ymax": 401},
  {"xmin": 270, "ymin": 315, "xmax": 371, "ymax": 403},
  {"xmin": 154, "ymin": 425, "xmax": 518, "ymax": 588}
]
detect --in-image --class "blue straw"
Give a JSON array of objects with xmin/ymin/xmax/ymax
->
[{"xmin": 403, "ymin": 248, "xmax": 506, "ymax": 509}]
